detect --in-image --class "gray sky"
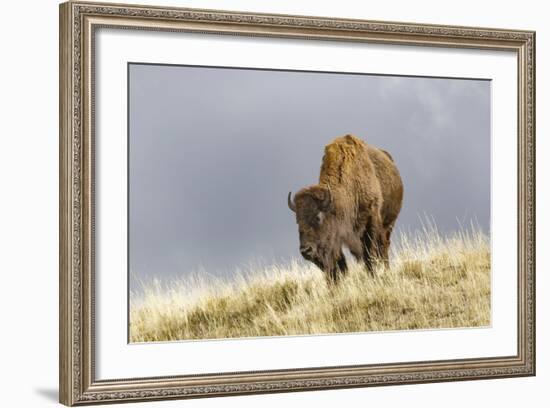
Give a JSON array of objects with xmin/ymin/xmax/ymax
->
[{"xmin": 129, "ymin": 63, "xmax": 490, "ymax": 287}]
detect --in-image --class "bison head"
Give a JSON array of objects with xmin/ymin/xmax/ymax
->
[{"xmin": 288, "ymin": 185, "xmax": 336, "ymax": 270}]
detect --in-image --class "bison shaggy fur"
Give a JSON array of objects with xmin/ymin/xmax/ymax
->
[{"xmin": 288, "ymin": 134, "xmax": 403, "ymax": 283}]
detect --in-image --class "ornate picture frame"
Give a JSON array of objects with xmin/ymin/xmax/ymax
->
[{"xmin": 59, "ymin": 1, "xmax": 535, "ymax": 405}]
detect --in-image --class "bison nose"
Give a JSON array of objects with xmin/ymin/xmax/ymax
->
[{"xmin": 300, "ymin": 245, "xmax": 314, "ymax": 257}]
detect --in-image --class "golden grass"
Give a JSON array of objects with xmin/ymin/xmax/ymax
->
[{"xmin": 129, "ymin": 225, "xmax": 491, "ymax": 343}]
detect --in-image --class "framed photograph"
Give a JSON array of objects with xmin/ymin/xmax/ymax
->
[{"xmin": 59, "ymin": 1, "xmax": 536, "ymax": 405}]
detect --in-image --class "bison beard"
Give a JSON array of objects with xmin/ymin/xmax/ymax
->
[{"xmin": 288, "ymin": 134, "xmax": 404, "ymax": 284}]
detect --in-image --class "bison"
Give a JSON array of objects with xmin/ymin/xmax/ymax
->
[{"xmin": 288, "ymin": 134, "xmax": 403, "ymax": 283}]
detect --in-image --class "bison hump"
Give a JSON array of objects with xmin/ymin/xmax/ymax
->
[{"xmin": 319, "ymin": 134, "xmax": 369, "ymax": 184}]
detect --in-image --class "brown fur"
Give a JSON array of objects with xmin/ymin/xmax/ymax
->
[{"xmin": 288, "ymin": 134, "xmax": 403, "ymax": 283}]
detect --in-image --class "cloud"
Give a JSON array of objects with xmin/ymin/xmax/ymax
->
[{"xmin": 129, "ymin": 64, "xmax": 491, "ymax": 286}]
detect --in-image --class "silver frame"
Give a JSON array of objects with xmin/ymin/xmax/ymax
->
[{"xmin": 59, "ymin": 1, "xmax": 536, "ymax": 405}]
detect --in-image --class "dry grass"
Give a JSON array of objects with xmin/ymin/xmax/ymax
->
[{"xmin": 129, "ymin": 224, "xmax": 491, "ymax": 343}]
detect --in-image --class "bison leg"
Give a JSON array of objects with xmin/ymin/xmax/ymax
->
[
  {"xmin": 377, "ymin": 221, "xmax": 396, "ymax": 269},
  {"xmin": 326, "ymin": 252, "xmax": 348, "ymax": 284},
  {"xmin": 377, "ymin": 230, "xmax": 390, "ymax": 268},
  {"xmin": 362, "ymin": 215, "xmax": 386, "ymax": 275},
  {"xmin": 325, "ymin": 265, "xmax": 340, "ymax": 284},
  {"xmin": 361, "ymin": 228, "xmax": 375, "ymax": 274},
  {"xmin": 380, "ymin": 223, "xmax": 395, "ymax": 268},
  {"xmin": 337, "ymin": 253, "xmax": 348, "ymax": 276}
]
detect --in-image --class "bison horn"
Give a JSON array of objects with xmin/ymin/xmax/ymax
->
[
  {"xmin": 321, "ymin": 187, "xmax": 332, "ymax": 210},
  {"xmin": 287, "ymin": 192, "xmax": 296, "ymax": 212}
]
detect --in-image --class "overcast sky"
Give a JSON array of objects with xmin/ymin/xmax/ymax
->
[{"xmin": 128, "ymin": 63, "xmax": 490, "ymax": 287}]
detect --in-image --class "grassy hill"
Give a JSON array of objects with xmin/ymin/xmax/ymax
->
[{"xmin": 130, "ymin": 225, "xmax": 490, "ymax": 343}]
